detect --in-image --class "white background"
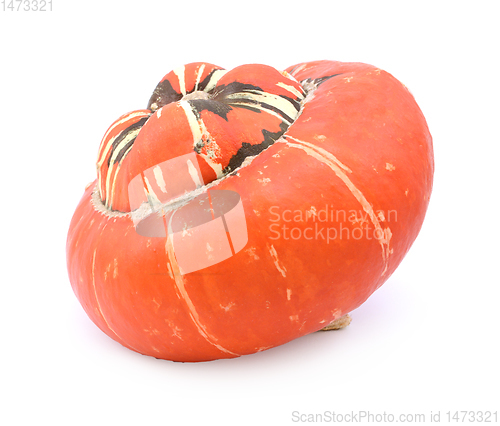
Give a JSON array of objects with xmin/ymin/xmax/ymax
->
[{"xmin": 1, "ymin": 1, "xmax": 499, "ymax": 425}]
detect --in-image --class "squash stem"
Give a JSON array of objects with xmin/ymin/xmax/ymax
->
[{"xmin": 319, "ymin": 314, "xmax": 352, "ymax": 331}]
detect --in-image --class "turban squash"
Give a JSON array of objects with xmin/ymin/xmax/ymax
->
[{"xmin": 66, "ymin": 60, "xmax": 433, "ymax": 362}]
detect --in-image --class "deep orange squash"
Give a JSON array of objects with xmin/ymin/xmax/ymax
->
[{"xmin": 66, "ymin": 61, "xmax": 433, "ymax": 362}]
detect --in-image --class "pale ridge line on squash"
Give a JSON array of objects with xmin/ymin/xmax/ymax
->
[
  {"xmin": 107, "ymin": 159, "xmax": 123, "ymax": 210},
  {"xmin": 194, "ymin": 63, "xmax": 205, "ymax": 92},
  {"xmin": 91, "ymin": 245, "xmax": 115, "ymax": 334},
  {"xmin": 180, "ymin": 100, "xmax": 224, "ymax": 178},
  {"xmin": 286, "ymin": 136, "xmax": 353, "ymax": 173},
  {"xmin": 97, "ymin": 111, "xmax": 150, "ymax": 204},
  {"xmin": 203, "ymin": 69, "xmax": 227, "ymax": 92},
  {"xmin": 90, "ymin": 231, "xmax": 139, "ymax": 351},
  {"xmin": 267, "ymin": 244, "xmax": 287, "ymax": 278},
  {"xmin": 225, "ymin": 91, "xmax": 298, "ymax": 122},
  {"xmin": 164, "ymin": 213, "xmax": 240, "ymax": 357},
  {"xmin": 180, "ymin": 100, "xmax": 202, "ymax": 141},
  {"xmin": 282, "ymin": 135, "xmax": 392, "ymax": 276},
  {"xmin": 153, "ymin": 165, "xmax": 168, "ymax": 194},
  {"xmin": 104, "ymin": 126, "xmax": 143, "ymax": 208},
  {"xmin": 143, "ymin": 174, "xmax": 162, "ymax": 207},
  {"xmin": 186, "ymin": 158, "xmax": 203, "ymax": 188},
  {"xmin": 173, "ymin": 65, "xmax": 187, "ymax": 96},
  {"xmin": 107, "ymin": 126, "xmax": 142, "ymax": 168},
  {"xmin": 226, "ymin": 101, "xmax": 292, "ymax": 126},
  {"xmin": 276, "ymin": 81, "xmax": 305, "ymax": 98},
  {"xmin": 96, "ymin": 111, "xmax": 149, "ymax": 169},
  {"xmin": 106, "ymin": 165, "xmax": 119, "ymax": 210},
  {"xmin": 289, "ymin": 63, "xmax": 308, "ymax": 77}
]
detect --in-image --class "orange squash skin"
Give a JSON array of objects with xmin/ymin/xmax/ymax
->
[{"xmin": 67, "ymin": 60, "xmax": 433, "ymax": 362}]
